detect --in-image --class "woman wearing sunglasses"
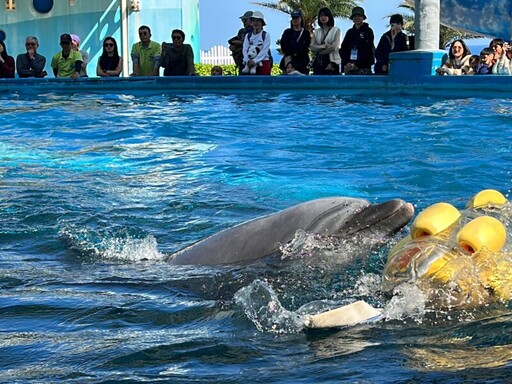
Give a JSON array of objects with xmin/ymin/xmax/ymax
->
[{"xmin": 97, "ymin": 37, "xmax": 123, "ymax": 77}]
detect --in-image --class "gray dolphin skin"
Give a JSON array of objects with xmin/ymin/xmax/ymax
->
[{"xmin": 168, "ymin": 197, "xmax": 414, "ymax": 265}]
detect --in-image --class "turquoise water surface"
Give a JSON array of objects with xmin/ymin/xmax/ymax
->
[{"xmin": 1, "ymin": 90, "xmax": 512, "ymax": 383}]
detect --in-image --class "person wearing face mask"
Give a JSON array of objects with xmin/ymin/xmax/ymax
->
[
  {"xmin": 436, "ymin": 39, "xmax": 472, "ymax": 75},
  {"xmin": 340, "ymin": 6, "xmax": 375, "ymax": 75},
  {"xmin": 374, "ymin": 14, "xmax": 409, "ymax": 75},
  {"xmin": 16, "ymin": 36, "xmax": 47, "ymax": 78}
]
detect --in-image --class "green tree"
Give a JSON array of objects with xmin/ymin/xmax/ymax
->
[
  {"xmin": 395, "ymin": 1, "xmax": 483, "ymax": 49},
  {"xmin": 252, "ymin": 0, "xmax": 361, "ymax": 32}
]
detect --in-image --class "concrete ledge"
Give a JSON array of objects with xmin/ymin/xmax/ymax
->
[{"xmin": 1, "ymin": 71, "xmax": 511, "ymax": 97}]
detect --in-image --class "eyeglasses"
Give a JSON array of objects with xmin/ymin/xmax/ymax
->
[
  {"xmin": 139, "ymin": 31, "xmax": 149, "ymax": 36},
  {"xmin": 172, "ymin": 36, "xmax": 182, "ymax": 40},
  {"xmin": 104, "ymin": 43, "xmax": 114, "ymax": 47},
  {"xmin": 25, "ymin": 43, "xmax": 36, "ymax": 46},
  {"xmin": 60, "ymin": 41, "xmax": 70, "ymax": 45}
]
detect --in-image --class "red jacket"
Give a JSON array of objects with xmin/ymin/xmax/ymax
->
[{"xmin": 0, "ymin": 55, "xmax": 15, "ymax": 78}]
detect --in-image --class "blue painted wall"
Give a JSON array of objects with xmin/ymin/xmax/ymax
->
[{"xmin": 0, "ymin": 0, "xmax": 200, "ymax": 77}]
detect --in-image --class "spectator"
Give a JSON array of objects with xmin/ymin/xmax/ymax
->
[
  {"xmin": 130, "ymin": 25, "xmax": 161, "ymax": 76},
  {"xmin": 16, "ymin": 36, "xmax": 47, "ymax": 78},
  {"xmin": 242, "ymin": 11, "xmax": 272, "ymax": 75},
  {"xmin": 96, "ymin": 37, "xmax": 123, "ymax": 77},
  {"xmin": 374, "ymin": 14, "xmax": 409, "ymax": 74},
  {"xmin": 0, "ymin": 41, "xmax": 15, "ymax": 78},
  {"xmin": 436, "ymin": 39, "xmax": 472, "ymax": 75},
  {"xmin": 310, "ymin": 7, "xmax": 341, "ymax": 75},
  {"xmin": 161, "ymin": 29, "xmax": 196, "ymax": 76},
  {"xmin": 279, "ymin": 10, "xmax": 310, "ymax": 75},
  {"xmin": 462, "ymin": 54, "xmax": 479, "ymax": 75},
  {"xmin": 51, "ymin": 33, "xmax": 83, "ymax": 78},
  {"xmin": 475, "ymin": 47, "xmax": 494, "ymax": 74},
  {"xmin": 71, "ymin": 34, "xmax": 88, "ymax": 77},
  {"xmin": 210, "ymin": 66, "xmax": 223, "ymax": 76},
  {"xmin": 228, "ymin": 11, "xmax": 253, "ymax": 75},
  {"xmin": 490, "ymin": 38, "xmax": 511, "ymax": 75},
  {"xmin": 340, "ymin": 6, "xmax": 375, "ymax": 74},
  {"xmin": 285, "ymin": 60, "xmax": 304, "ymax": 75}
]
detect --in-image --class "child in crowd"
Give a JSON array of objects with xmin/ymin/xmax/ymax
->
[
  {"xmin": 462, "ymin": 54, "xmax": 479, "ymax": 75},
  {"xmin": 210, "ymin": 66, "xmax": 223, "ymax": 76},
  {"xmin": 475, "ymin": 48, "xmax": 494, "ymax": 74},
  {"xmin": 242, "ymin": 11, "xmax": 272, "ymax": 75},
  {"xmin": 285, "ymin": 60, "xmax": 304, "ymax": 75}
]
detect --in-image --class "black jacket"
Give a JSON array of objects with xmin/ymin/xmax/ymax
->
[
  {"xmin": 340, "ymin": 22, "xmax": 375, "ymax": 71},
  {"xmin": 375, "ymin": 30, "xmax": 409, "ymax": 74},
  {"xmin": 279, "ymin": 27, "xmax": 311, "ymax": 74}
]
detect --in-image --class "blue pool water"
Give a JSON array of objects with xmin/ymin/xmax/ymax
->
[{"xmin": 1, "ymin": 90, "xmax": 512, "ymax": 383}]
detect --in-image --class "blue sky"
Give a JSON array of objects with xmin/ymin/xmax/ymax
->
[{"xmin": 199, "ymin": 0, "xmax": 406, "ymax": 51}]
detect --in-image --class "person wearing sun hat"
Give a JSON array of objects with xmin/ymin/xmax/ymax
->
[
  {"xmin": 70, "ymin": 34, "xmax": 89, "ymax": 77},
  {"xmin": 278, "ymin": 10, "xmax": 310, "ymax": 74},
  {"xmin": 242, "ymin": 10, "xmax": 272, "ymax": 75},
  {"xmin": 51, "ymin": 33, "xmax": 83, "ymax": 78},
  {"xmin": 340, "ymin": 6, "xmax": 375, "ymax": 75},
  {"xmin": 228, "ymin": 11, "xmax": 254, "ymax": 74}
]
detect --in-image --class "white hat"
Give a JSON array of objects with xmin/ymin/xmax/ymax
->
[{"xmin": 251, "ymin": 11, "xmax": 266, "ymax": 26}]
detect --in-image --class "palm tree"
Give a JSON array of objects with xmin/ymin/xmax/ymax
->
[
  {"xmin": 252, "ymin": 0, "xmax": 361, "ymax": 32},
  {"xmin": 396, "ymin": 1, "xmax": 483, "ymax": 49}
]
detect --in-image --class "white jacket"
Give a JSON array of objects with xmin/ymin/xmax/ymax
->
[
  {"xmin": 243, "ymin": 30, "xmax": 271, "ymax": 64},
  {"xmin": 311, "ymin": 26, "xmax": 341, "ymax": 64}
]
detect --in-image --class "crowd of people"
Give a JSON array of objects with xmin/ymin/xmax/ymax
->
[{"xmin": 1, "ymin": 6, "xmax": 511, "ymax": 79}]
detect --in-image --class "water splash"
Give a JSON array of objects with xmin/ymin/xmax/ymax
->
[
  {"xmin": 384, "ymin": 283, "xmax": 427, "ymax": 321},
  {"xmin": 233, "ymin": 279, "xmax": 304, "ymax": 333},
  {"xmin": 59, "ymin": 225, "xmax": 165, "ymax": 262}
]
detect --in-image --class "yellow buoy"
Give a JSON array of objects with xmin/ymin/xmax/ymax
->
[
  {"xmin": 411, "ymin": 202, "xmax": 461, "ymax": 239},
  {"xmin": 466, "ymin": 189, "xmax": 507, "ymax": 209},
  {"xmin": 456, "ymin": 216, "xmax": 507, "ymax": 255}
]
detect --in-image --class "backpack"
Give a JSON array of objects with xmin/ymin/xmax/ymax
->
[{"xmin": 246, "ymin": 30, "xmax": 273, "ymax": 67}]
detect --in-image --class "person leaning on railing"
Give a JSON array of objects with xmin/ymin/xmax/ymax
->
[{"xmin": 16, "ymin": 36, "xmax": 47, "ymax": 78}]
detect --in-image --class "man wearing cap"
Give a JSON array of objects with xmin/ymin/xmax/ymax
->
[
  {"xmin": 16, "ymin": 36, "xmax": 47, "ymax": 78},
  {"xmin": 51, "ymin": 33, "xmax": 83, "ymax": 78},
  {"xmin": 228, "ymin": 11, "xmax": 254, "ymax": 75},
  {"xmin": 340, "ymin": 6, "xmax": 375, "ymax": 75},
  {"xmin": 242, "ymin": 11, "xmax": 272, "ymax": 75},
  {"xmin": 279, "ymin": 10, "xmax": 310, "ymax": 74}
]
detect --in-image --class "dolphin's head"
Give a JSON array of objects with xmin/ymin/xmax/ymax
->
[{"xmin": 338, "ymin": 199, "xmax": 415, "ymax": 238}]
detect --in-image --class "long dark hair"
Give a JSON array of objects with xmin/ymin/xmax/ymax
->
[
  {"xmin": 0, "ymin": 41, "xmax": 9, "ymax": 60},
  {"xmin": 99, "ymin": 37, "xmax": 120, "ymax": 69},
  {"xmin": 317, "ymin": 7, "xmax": 334, "ymax": 27},
  {"xmin": 448, "ymin": 39, "xmax": 471, "ymax": 61}
]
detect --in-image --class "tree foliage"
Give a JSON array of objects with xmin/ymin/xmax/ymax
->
[{"xmin": 252, "ymin": 0, "xmax": 360, "ymax": 32}]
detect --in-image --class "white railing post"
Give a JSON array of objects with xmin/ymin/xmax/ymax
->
[{"xmin": 200, "ymin": 45, "xmax": 234, "ymax": 65}]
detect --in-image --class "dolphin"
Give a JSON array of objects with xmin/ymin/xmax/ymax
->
[{"xmin": 167, "ymin": 197, "xmax": 414, "ymax": 265}]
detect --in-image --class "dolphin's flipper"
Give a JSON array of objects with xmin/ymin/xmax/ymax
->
[{"xmin": 304, "ymin": 301, "xmax": 383, "ymax": 329}]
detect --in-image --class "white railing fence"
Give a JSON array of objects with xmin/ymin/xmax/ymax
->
[{"xmin": 200, "ymin": 45, "xmax": 234, "ymax": 65}]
